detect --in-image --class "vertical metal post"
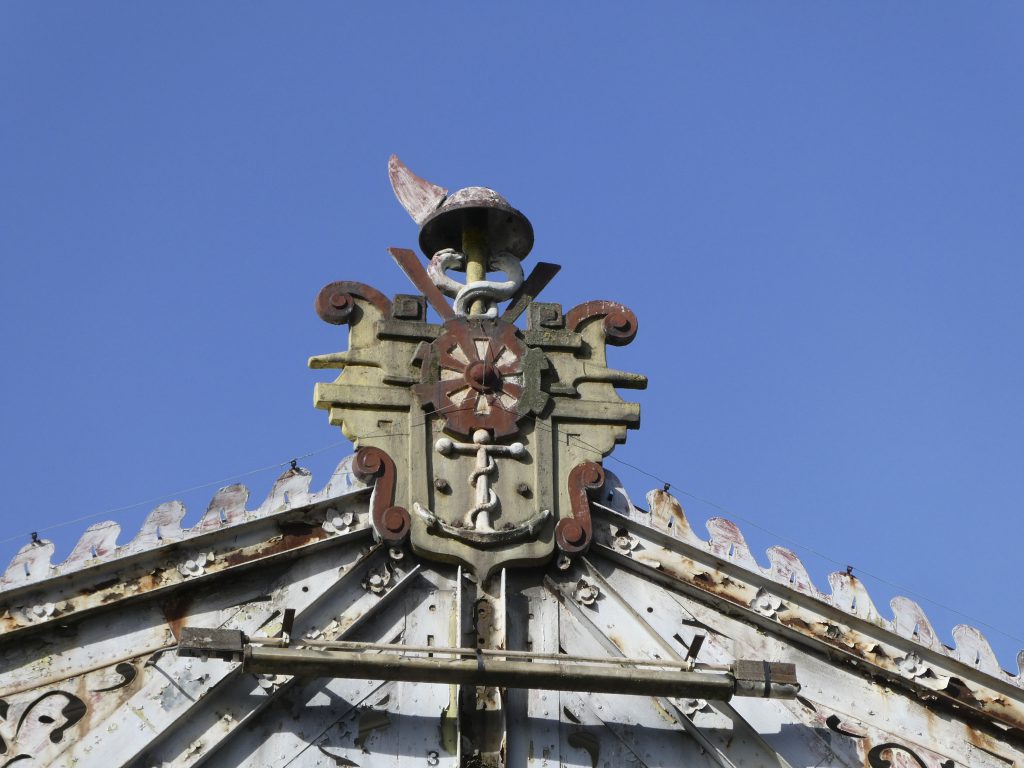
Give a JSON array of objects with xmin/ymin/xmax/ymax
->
[
  {"xmin": 462, "ymin": 209, "xmax": 488, "ymax": 316},
  {"xmin": 461, "ymin": 569, "xmax": 508, "ymax": 767}
]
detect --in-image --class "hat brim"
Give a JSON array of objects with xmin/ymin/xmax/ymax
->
[{"xmin": 419, "ymin": 200, "xmax": 534, "ymax": 261}]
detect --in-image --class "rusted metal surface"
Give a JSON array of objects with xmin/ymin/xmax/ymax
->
[
  {"xmin": 414, "ymin": 317, "xmax": 534, "ymax": 439},
  {"xmin": 2, "ymin": 475, "xmax": 1022, "ymax": 765},
  {"xmin": 0, "ymin": 455, "xmax": 367, "ymax": 594},
  {"xmin": 500, "ymin": 261, "xmax": 561, "ymax": 324},
  {"xmin": 0, "ymin": 508, "xmax": 363, "ymax": 646},
  {"xmin": 614, "ymin": 490, "xmax": 1024, "ymax": 691},
  {"xmin": 564, "ymin": 299, "xmax": 639, "ymax": 345},
  {"xmin": 388, "ymin": 246, "xmax": 457, "ymax": 321},
  {"xmin": 315, "ymin": 280, "xmax": 392, "ymax": 325},
  {"xmin": 354, "ymin": 446, "xmax": 410, "ymax": 544},
  {"xmin": 5, "ymin": 155, "xmax": 1023, "ymax": 766},
  {"xmin": 0, "ymin": 486, "xmax": 383, "ymax": 766},
  {"xmin": 555, "ymin": 461, "xmax": 604, "ymax": 554},
  {"xmin": 136, "ymin": 552, "xmax": 424, "ymax": 768},
  {"xmin": 312, "ymin": 158, "xmax": 645, "ymax": 580},
  {"xmin": 587, "ymin": 489, "xmax": 1024, "ymax": 756}
]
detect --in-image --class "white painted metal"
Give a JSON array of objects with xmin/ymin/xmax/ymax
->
[{"xmin": 1, "ymin": 462, "xmax": 1021, "ymax": 767}]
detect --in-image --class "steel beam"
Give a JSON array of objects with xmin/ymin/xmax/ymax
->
[{"xmin": 236, "ymin": 645, "xmax": 797, "ymax": 701}]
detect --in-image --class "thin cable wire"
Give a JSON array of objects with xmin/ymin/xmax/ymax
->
[
  {"xmin": 7, "ymin": 388, "xmax": 1021, "ymax": 647},
  {"xmin": 0, "ymin": 399, "xmax": 471, "ymax": 549},
  {"xmin": 0, "ymin": 443, "xmax": 342, "ymax": 546},
  {"xmin": 489, "ymin": 399, "xmax": 1024, "ymax": 646}
]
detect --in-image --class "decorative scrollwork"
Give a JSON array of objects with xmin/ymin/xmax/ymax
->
[
  {"xmin": 353, "ymin": 447, "xmax": 410, "ymax": 544},
  {"xmin": 89, "ymin": 662, "xmax": 138, "ymax": 693},
  {"xmin": 556, "ymin": 461, "xmax": 605, "ymax": 554},
  {"xmin": 315, "ymin": 281, "xmax": 391, "ymax": 325},
  {"xmin": 565, "ymin": 300, "xmax": 639, "ymax": 346},
  {"xmin": 868, "ymin": 743, "xmax": 954, "ymax": 768},
  {"xmin": 0, "ymin": 690, "xmax": 87, "ymax": 764},
  {"xmin": 824, "ymin": 716, "xmax": 955, "ymax": 768},
  {"xmin": 824, "ymin": 713, "xmax": 865, "ymax": 739}
]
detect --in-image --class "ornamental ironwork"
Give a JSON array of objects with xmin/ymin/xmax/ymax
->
[{"xmin": 310, "ymin": 156, "xmax": 646, "ymax": 577}]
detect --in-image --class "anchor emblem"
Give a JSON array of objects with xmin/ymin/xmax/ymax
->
[
  {"xmin": 436, "ymin": 429, "xmax": 526, "ymax": 532},
  {"xmin": 413, "ymin": 429, "xmax": 551, "ymax": 549}
]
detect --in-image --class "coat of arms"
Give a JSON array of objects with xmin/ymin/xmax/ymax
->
[{"xmin": 310, "ymin": 157, "xmax": 645, "ymax": 577}]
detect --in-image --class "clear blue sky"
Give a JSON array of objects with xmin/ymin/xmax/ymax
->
[{"xmin": 2, "ymin": 4, "xmax": 1022, "ymax": 669}]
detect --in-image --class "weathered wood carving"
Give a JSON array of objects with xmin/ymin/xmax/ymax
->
[{"xmin": 310, "ymin": 156, "xmax": 646, "ymax": 577}]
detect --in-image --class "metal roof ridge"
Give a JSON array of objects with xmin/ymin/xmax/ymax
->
[
  {"xmin": 591, "ymin": 479, "xmax": 1024, "ymax": 696},
  {"xmin": 0, "ymin": 453, "xmax": 368, "ymax": 595}
]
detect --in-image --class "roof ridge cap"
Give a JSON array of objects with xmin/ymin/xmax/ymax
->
[
  {"xmin": 613, "ymin": 486, "xmax": 1024, "ymax": 692},
  {"xmin": 1, "ymin": 453, "xmax": 367, "ymax": 594}
]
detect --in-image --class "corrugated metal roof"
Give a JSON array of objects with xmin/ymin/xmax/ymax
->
[{"xmin": 1, "ymin": 461, "xmax": 1020, "ymax": 766}]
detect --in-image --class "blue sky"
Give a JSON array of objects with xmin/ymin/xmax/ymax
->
[{"xmin": 2, "ymin": 4, "xmax": 1022, "ymax": 669}]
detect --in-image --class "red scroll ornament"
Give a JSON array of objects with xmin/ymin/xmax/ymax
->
[
  {"xmin": 353, "ymin": 447, "xmax": 410, "ymax": 544},
  {"xmin": 315, "ymin": 281, "xmax": 392, "ymax": 325},
  {"xmin": 555, "ymin": 461, "xmax": 606, "ymax": 554},
  {"xmin": 564, "ymin": 300, "xmax": 638, "ymax": 346}
]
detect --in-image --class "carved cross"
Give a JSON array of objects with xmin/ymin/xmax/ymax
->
[{"xmin": 435, "ymin": 429, "xmax": 525, "ymax": 531}]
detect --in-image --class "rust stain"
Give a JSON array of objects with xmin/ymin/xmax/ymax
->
[
  {"xmin": 564, "ymin": 300, "xmax": 638, "ymax": 345},
  {"xmin": 965, "ymin": 721, "xmax": 1016, "ymax": 764},
  {"xmin": 221, "ymin": 524, "xmax": 328, "ymax": 568},
  {"xmin": 607, "ymin": 633, "xmax": 627, "ymax": 655},
  {"xmin": 75, "ymin": 672, "xmax": 104, "ymax": 743},
  {"xmin": 629, "ymin": 541, "xmax": 1024, "ymax": 738},
  {"xmin": 87, "ymin": 577, "xmax": 121, "ymax": 593},
  {"xmin": 162, "ymin": 595, "xmax": 192, "ymax": 642},
  {"xmin": 650, "ymin": 697, "xmax": 679, "ymax": 726},
  {"xmin": 0, "ymin": 521, "xmax": 335, "ymax": 649}
]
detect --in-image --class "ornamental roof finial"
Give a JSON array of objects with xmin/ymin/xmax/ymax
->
[{"xmin": 309, "ymin": 155, "xmax": 645, "ymax": 577}]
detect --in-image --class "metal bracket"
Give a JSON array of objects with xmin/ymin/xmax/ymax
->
[{"xmin": 177, "ymin": 627, "xmax": 245, "ymax": 662}]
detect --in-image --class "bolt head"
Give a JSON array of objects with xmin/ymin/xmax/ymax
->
[
  {"xmin": 329, "ymin": 292, "xmax": 352, "ymax": 310},
  {"xmin": 561, "ymin": 521, "xmax": 584, "ymax": 546},
  {"xmin": 383, "ymin": 507, "xmax": 406, "ymax": 534},
  {"xmin": 465, "ymin": 360, "xmax": 503, "ymax": 393}
]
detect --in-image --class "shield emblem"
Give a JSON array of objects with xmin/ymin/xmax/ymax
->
[{"xmin": 310, "ymin": 158, "xmax": 645, "ymax": 577}]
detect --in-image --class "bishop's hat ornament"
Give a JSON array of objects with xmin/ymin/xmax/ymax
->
[{"xmin": 310, "ymin": 156, "xmax": 646, "ymax": 577}]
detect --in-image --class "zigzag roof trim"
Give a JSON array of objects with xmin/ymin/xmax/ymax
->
[
  {"xmin": 2, "ymin": 457, "xmax": 1020, "ymax": 696},
  {"xmin": 0, "ymin": 455, "xmax": 367, "ymax": 594}
]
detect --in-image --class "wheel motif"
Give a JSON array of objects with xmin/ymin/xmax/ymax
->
[{"xmin": 416, "ymin": 319, "xmax": 527, "ymax": 438}]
